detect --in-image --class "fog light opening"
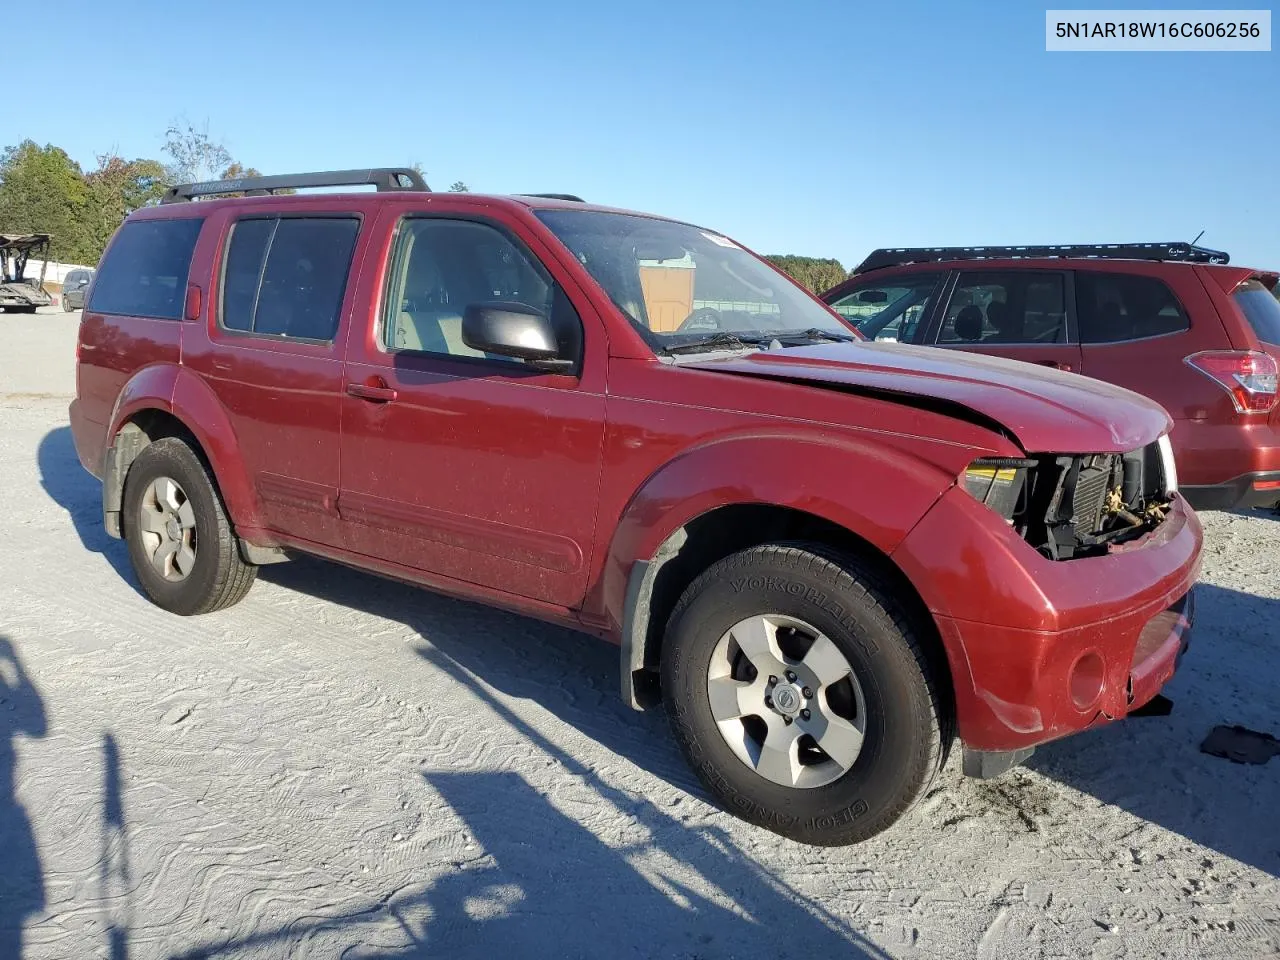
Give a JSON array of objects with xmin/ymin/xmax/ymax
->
[{"xmin": 1070, "ymin": 651, "xmax": 1106, "ymax": 711}]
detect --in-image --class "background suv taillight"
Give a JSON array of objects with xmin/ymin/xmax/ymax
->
[{"xmin": 1184, "ymin": 350, "xmax": 1279, "ymax": 414}]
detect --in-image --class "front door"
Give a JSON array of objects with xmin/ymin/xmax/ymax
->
[
  {"xmin": 338, "ymin": 209, "xmax": 607, "ymax": 609},
  {"xmin": 927, "ymin": 270, "xmax": 1083, "ymax": 373}
]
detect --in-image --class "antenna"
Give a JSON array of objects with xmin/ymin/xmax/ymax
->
[{"xmin": 1191, "ymin": 229, "xmax": 1205, "ymax": 246}]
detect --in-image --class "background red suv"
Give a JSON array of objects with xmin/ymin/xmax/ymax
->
[{"xmin": 822, "ymin": 243, "xmax": 1280, "ymax": 511}]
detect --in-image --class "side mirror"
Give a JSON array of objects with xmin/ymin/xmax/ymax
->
[{"xmin": 462, "ymin": 301, "xmax": 574, "ymax": 372}]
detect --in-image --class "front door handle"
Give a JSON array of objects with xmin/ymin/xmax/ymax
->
[{"xmin": 346, "ymin": 381, "xmax": 398, "ymax": 403}]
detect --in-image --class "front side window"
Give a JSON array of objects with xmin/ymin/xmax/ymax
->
[
  {"xmin": 536, "ymin": 210, "xmax": 854, "ymax": 352},
  {"xmin": 89, "ymin": 218, "xmax": 203, "ymax": 319},
  {"xmin": 827, "ymin": 275, "xmax": 941, "ymax": 343},
  {"xmin": 219, "ymin": 216, "xmax": 360, "ymax": 341},
  {"xmin": 938, "ymin": 272, "xmax": 1066, "ymax": 345},
  {"xmin": 1231, "ymin": 278, "xmax": 1280, "ymax": 345},
  {"xmin": 1075, "ymin": 271, "xmax": 1189, "ymax": 344},
  {"xmin": 382, "ymin": 218, "xmax": 579, "ymax": 363}
]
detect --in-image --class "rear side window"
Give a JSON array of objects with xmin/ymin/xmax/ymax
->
[
  {"xmin": 1075, "ymin": 272, "xmax": 1189, "ymax": 343},
  {"xmin": 89, "ymin": 218, "xmax": 203, "ymax": 319},
  {"xmin": 219, "ymin": 216, "xmax": 360, "ymax": 342},
  {"xmin": 1232, "ymin": 279, "xmax": 1280, "ymax": 345}
]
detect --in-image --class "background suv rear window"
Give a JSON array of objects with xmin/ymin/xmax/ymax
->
[
  {"xmin": 1075, "ymin": 272, "xmax": 1189, "ymax": 343},
  {"xmin": 88, "ymin": 218, "xmax": 203, "ymax": 320},
  {"xmin": 219, "ymin": 217, "xmax": 360, "ymax": 341},
  {"xmin": 1232, "ymin": 279, "xmax": 1280, "ymax": 345}
]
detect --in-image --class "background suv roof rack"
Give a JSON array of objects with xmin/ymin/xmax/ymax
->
[
  {"xmin": 515, "ymin": 193, "xmax": 585, "ymax": 202},
  {"xmin": 854, "ymin": 241, "xmax": 1231, "ymax": 273},
  {"xmin": 160, "ymin": 168, "xmax": 429, "ymax": 204}
]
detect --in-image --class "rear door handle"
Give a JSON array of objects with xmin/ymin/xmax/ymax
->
[{"xmin": 346, "ymin": 382, "xmax": 398, "ymax": 403}]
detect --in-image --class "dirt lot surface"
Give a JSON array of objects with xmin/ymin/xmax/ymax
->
[{"xmin": 1, "ymin": 308, "xmax": 1278, "ymax": 958}]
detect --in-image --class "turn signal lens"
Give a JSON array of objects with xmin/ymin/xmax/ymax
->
[{"xmin": 963, "ymin": 458, "xmax": 1033, "ymax": 521}]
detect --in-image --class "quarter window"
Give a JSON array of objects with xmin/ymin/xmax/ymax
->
[
  {"xmin": 938, "ymin": 272, "xmax": 1067, "ymax": 345},
  {"xmin": 219, "ymin": 216, "xmax": 360, "ymax": 341},
  {"xmin": 88, "ymin": 218, "xmax": 203, "ymax": 320},
  {"xmin": 1075, "ymin": 272, "xmax": 1189, "ymax": 343}
]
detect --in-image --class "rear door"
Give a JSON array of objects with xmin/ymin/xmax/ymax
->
[
  {"xmin": 182, "ymin": 205, "xmax": 368, "ymax": 548},
  {"xmin": 337, "ymin": 205, "xmax": 607, "ymax": 608},
  {"xmin": 925, "ymin": 269, "xmax": 1082, "ymax": 372}
]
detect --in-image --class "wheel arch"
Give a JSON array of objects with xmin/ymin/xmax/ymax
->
[
  {"xmin": 609, "ymin": 432, "xmax": 962, "ymax": 716},
  {"xmin": 102, "ymin": 366, "xmax": 264, "ymax": 541}
]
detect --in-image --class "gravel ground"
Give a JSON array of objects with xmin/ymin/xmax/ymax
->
[{"xmin": 1, "ymin": 307, "xmax": 1278, "ymax": 959}]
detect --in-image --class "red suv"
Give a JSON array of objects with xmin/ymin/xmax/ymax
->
[
  {"xmin": 70, "ymin": 171, "xmax": 1201, "ymax": 845},
  {"xmin": 823, "ymin": 244, "xmax": 1280, "ymax": 511}
]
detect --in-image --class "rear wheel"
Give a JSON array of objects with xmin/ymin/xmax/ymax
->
[
  {"xmin": 661, "ymin": 543, "xmax": 946, "ymax": 846},
  {"xmin": 121, "ymin": 437, "xmax": 256, "ymax": 615}
]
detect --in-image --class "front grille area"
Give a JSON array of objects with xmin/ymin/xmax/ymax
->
[{"xmin": 1016, "ymin": 441, "xmax": 1171, "ymax": 560}]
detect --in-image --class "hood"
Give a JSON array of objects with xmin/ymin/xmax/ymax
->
[{"xmin": 680, "ymin": 341, "xmax": 1172, "ymax": 454}]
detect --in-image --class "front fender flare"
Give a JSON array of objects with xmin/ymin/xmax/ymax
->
[{"xmin": 602, "ymin": 433, "xmax": 956, "ymax": 707}]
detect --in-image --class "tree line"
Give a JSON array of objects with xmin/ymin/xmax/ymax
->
[
  {"xmin": 761, "ymin": 255, "xmax": 851, "ymax": 294},
  {"xmin": 0, "ymin": 122, "xmax": 469, "ymax": 267}
]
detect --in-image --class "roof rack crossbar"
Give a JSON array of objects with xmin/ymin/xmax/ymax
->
[
  {"xmin": 160, "ymin": 168, "xmax": 429, "ymax": 204},
  {"xmin": 515, "ymin": 193, "xmax": 585, "ymax": 202},
  {"xmin": 854, "ymin": 242, "xmax": 1230, "ymax": 274}
]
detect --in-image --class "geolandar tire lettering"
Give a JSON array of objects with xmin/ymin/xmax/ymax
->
[
  {"xmin": 661, "ymin": 542, "xmax": 947, "ymax": 846},
  {"xmin": 121, "ymin": 437, "xmax": 257, "ymax": 616}
]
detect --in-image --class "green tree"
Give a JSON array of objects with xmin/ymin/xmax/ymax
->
[
  {"xmin": 448, "ymin": 181, "xmax": 470, "ymax": 192},
  {"xmin": 764, "ymin": 255, "xmax": 849, "ymax": 294},
  {"xmin": 0, "ymin": 140, "xmax": 89, "ymax": 262},
  {"xmin": 162, "ymin": 119, "xmax": 233, "ymax": 184},
  {"xmin": 80, "ymin": 154, "xmax": 167, "ymax": 262}
]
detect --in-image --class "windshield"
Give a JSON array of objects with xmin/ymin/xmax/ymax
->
[{"xmin": 536, "ymin": 210, "xmax": 857, "ymax": 352}]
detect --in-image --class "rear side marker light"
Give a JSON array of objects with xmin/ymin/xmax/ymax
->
[
  {"xmin": 1184, "ymin": 350, "xmax": 1279, "ymax": 415},
  {"xmin": 1254, "ymin": 479, "xmax": 1280, "ymax": 491}
]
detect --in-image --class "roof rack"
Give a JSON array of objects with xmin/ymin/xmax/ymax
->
[
  {"xmin": 515, "ymin": 193, "xmax": 585, "ymax": 202},
  {"xmin": 854, "ymin": 242, "xmax": 1231, "ymax": 274},
  {"xmin": 160, "ymin": 168, "xmax": 429, "ymax": 204}
]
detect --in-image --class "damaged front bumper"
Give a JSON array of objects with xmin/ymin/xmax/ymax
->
[{"xmin": 892, "ymin": 484, "xmax": 1203, "ymax": 774}]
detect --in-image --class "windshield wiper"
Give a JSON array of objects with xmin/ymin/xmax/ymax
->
[
  {"xmin": 762, "ymin": 327, "xmax": 858, "ymax": 343},
  {"xmin": 663, "ymin": 331, "xmax": 771, "ymax": 355}
]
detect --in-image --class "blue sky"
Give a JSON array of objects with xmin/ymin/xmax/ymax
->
[{"xmin": 18, "ymin": 0, "xmax": 1279, "ymax": 269}]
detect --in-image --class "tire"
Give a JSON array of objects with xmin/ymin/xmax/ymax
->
[
  {"xmin": 121, "ymin": 437, "xmax": 257, "ymax": 615},
  {"xmin": 63, "ymin": 298, "xmax": 75, "ymax": 312},
  {"xmin": 661, "ymin": 542, "xmax": 946, "ymax": 846}
]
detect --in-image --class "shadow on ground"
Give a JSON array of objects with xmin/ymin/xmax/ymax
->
[
  {"xmin": 1029, "ymin": 581, "xmax": 1280, "ymax": 877},
  {"xmin": 0, "ymin": 636, "xmax": 47, "ymax": 959},
  {"xmin": 36, "ymin": 426, "xmax": 136, "ymax": 589}
]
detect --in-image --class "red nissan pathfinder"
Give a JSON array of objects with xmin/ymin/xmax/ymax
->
[{"xmin": 69, "ymin": 170, "xmax": 1201, "ymax": 845}]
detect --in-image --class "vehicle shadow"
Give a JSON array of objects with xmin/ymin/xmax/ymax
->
[
  {"xmin": 260, "ymin": 557, "xmax": 703, "ymax": 796},
  {"xmin": 35, "ymin": 426, "xmax": 137, "ymax": 590},
  {"xmin": 169, "ymin": 573, "xmax": 889, "ymax": 958},
  {"xmin": 1027, "ymin": 581, "xmax": 1280, "ymax": 877},
  {"xmin": 0, "ymin": 635, "xmax": 48, "ymax": 959}
]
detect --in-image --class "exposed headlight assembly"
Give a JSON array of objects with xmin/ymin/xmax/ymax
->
[{"xmin": 962, "ymin": 458, "xmax": 1036, "ymax": 521}]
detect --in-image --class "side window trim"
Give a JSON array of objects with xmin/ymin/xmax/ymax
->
[
  {"xmin": 378, "ymin": 212, "xmax": 583, "ymax": 371},
  {"xmin": 216, "ymin": 212, "xmax": 361, "ymax": 345}
]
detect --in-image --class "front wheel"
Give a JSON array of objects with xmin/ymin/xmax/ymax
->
[
  {"xmin": 661, "ymin": 543, "xmax": 947, "ymax": 846},
  {"xmin": 121, "ymin": 437, "xmax": 257, "ymax": 615}
]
